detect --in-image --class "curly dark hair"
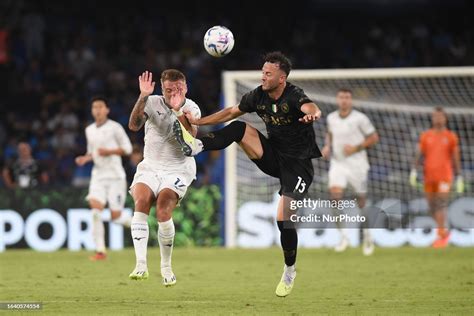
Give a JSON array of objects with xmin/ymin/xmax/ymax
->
[{"xmin": 263, "ymin": 51, "xmax": 292, "ymax": 76}]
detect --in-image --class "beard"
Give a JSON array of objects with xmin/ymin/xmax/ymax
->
[{"xmin": 262, "ymin": 82, "xmax": 278, "ymax": 92}]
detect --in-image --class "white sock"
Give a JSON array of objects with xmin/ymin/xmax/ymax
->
[
  {"xmin": 91, "ymin": 209, "xmax": 106, "ymax": 253},
  {"xmin": 363, "ymin": 228, "xmax": 371, "ymax": 241},
  {"xmin": 131, "ymin": 212, "xmax": 149, "ymax": 267},
  {"xmin": 285, "ymin": 264, "xmax": 296, "ymax": 273},
  {"xmin": 158, "ymin": 218, "xmax": 175, "ymax": 269},
  {"xmin": 112, "ymin": 212, "xmax": 132, "ymax": 228},
  {"xmin": 338, "ymin": 228, "xmax": 349, "ymax": 239}
]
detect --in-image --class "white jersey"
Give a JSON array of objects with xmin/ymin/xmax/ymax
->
[
  {"xmin": 327, "ymin": 109, "xmax": 375, "ymax": 171},
  {"xmin": 85, "ymin": 119, "xmax": 132, "ymax": 180},
  {"xmin": 143, "ymin": 95, "xmax": 201, "ymax": 170}
]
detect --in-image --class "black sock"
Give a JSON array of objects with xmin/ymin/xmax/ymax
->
[
  {"xmin": 277, "ymin": 221, "xmax": 298, "ymax": 266},
  {"xmin": 200, "ymin": 121, "xmax": 246, "ymax": 151}
]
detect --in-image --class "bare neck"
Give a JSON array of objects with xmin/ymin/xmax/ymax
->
[
  {"xmin": 95, "ymin": 118, "xmax": 108, "ymax": 127},
  {"xmin": 267, "ymin": 82, "xmax": 287, "ymax": 100},
  {"xmin": 433, "ymin": 126, "xmax": 447, "ymax": 132}
]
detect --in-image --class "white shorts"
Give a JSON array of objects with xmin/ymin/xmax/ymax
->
[
  {"xmin": 328, "ymin": 162, "xmax": 368, "ymax": 194},
  {"xmin": 130, "ymin": 160, "xmax": 196, "ymax": 200},
  {"xmin": 86, "ymin": 177, "xmax": 127, "ymax": 210}
]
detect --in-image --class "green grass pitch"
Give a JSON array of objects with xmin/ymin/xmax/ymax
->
[{"xmin": 1, "ymin": 247, "xmax": 473, "ymax": 315}]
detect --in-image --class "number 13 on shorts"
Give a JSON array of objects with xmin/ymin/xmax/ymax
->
[{"xmin": 294, "ymin": 176, "xmax": 306, "ymax": 194}]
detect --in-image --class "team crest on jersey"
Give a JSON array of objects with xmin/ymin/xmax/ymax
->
[
  {"xmin": 272, "ymin": 104, "xmax": 278, "ymax": 113},
  {"xmin": 257, "ymin": 104, "xmax": 266, "ymax": 110},
  {"xmin": 281, "ymin": 103, "xmax": 289, "ymax": 113}
]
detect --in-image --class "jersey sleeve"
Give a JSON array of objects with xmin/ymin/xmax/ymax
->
[
  {"xmin": 115, "ymin": 124, "xmax": 133, "ymax": 155},
  {"xmin": 238, "ymin": 88, "xmax": 261, "ymax": 113},
  {"xmin": 450, "ymin": 132, "xmax": 459, "ymax": 154},
  {"xmin": 186, "ymin": 100, "xmax": 202, "ymax": 129},
  {"xmin": 418, "ymin": 132, "xmax": 426, "ymax": 154},
  {"xmin": 359, "ymin": 113, "xmax": 376, "ymax": 136},
  {"xmin": 144, "ymin": 95, "xmax": 157, "ymax": 118},
  {"xmin": 85, "ymin": 128, "xmax": 92, "ymax": 155},
  {"xmin": 326, "ymin": 114, "xmax": 333, "ymax": 134},
  {"xmin": 291, "ymin": 87, "xmax": 313, "ymax": 110}
]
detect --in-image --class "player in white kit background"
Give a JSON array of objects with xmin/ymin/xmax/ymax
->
[
  {"xmin": 321, "ymin": 88, "xmax": 379, "ymax": 255},
  {"xmin": 127, "ymin": 70, "xmax": 201, "ymax": 286},
  {"xmin": 75, "ymin": 97, "xmax": 133, "ymax": 261}
]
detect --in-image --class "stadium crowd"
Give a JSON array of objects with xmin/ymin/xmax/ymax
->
[{"xmin": 0, "ymin": 1, "xmax": 472, "ymax": 187}]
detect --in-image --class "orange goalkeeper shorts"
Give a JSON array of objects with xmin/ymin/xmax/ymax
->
[{"xmin": 424, "ymin": 181, "xmax": 451, "ymax": 193}]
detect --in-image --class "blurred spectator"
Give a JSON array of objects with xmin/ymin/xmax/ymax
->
[
  {"xmin": 125, "ymin": 144, "xmax": 143, "ymax": 182},
  {"xmin": 1, "ymin": 0, "xmax": 472, "ymax": 186},
  {"xmin": 2, "ymin": 142, "xmax": 49, "ymax": 188}
]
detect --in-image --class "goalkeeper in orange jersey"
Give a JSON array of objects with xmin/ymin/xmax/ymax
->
[{"xmin": 410, "ymin": 107, "xmax": 464, "ymax": 248}]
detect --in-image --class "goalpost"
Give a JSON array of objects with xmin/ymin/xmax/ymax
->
[{"xmin": 223, "ymin": 67, "xmax": 474, "ymax": 248}]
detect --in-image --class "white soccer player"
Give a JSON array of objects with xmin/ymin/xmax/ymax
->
[
  {"xmin": 127, "ymin": 70, "xmax": 200, "ymax": 286},
  {"xmin": 321, "ymin": 88, "xmax": 379, "ymax": 255},
  {"xmin": 75, "ymin": 97, "xmax": 133, "ymax": 261}
]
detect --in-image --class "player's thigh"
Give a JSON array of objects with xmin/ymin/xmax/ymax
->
[
  {"xmin": 107, "ymin": 179, "xmax": 127, "ymax": 211},
  {"xmin": 247, "ymin": 131, "xmax": 280, "ymax": 178},
  {"xmin": 155, "ymin": 171, "xmax": 193, "ymax": 221},
  {"xmin": 86, "ymin": 178, "xmax": 106, "ymax": 209},
  {"xmin": 347, "ymin": 168, "xmax": 368, "ymax": 196},
  {"xmin": 155, "ymin": 188, "xmax": 179, "ymax": 222},
  {"xmin": 130, "ymin": 162, "xmax": 161, "ymax": 213},
  {"xmin": 130, "ymin": 182, "xmax": 155, "ymax": 214},
  {"xmin": 279, "ymin": 157, "xmax": 314, "ymax": 201},
  {"xmin": 238, "ymin": 123, "xmax": 264, "ymax": 160},
  {"xmin": 328, "ymin": 164, "xmax": 348, "ymax": 199},
  {"xmin": 88, "ymin": 198, "xmax": 105, "ymax": 210}
]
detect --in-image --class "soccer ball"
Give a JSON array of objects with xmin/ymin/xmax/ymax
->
[{"xmin": 203, "ymin": 26, "xmax": 234, "ymax": 57}]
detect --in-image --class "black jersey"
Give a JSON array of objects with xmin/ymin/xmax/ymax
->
[{"xmin": 238, "ymin": 82, "xmax": 321, "ymax": 159}]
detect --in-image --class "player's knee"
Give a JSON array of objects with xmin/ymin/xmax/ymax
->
[
  {"xmin": 229, "ymin": 120, "xmax": 247, "ymax": 143},
  {"xmin": 110, "ymin": 210, "xmax": 121, "ymax": 220},
  {"xmin": 134, "ymin": 197, "xmax": 151, "ymax": 213},
  {"xmin": 329, "ymin": 187, "xmax": 343, "ymax": 200},
  {"xmin": 156, "ymin": 209, "xmax": 172, "ymax": 222}
]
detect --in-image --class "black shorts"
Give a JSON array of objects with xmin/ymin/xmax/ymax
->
[{"xmin": 251, "ymin": 131, "xmax": 314, "ymax": 200}]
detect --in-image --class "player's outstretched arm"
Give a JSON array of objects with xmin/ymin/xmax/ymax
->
[
  {"xmin": 99, "ymin": 125, "xmax": 134, "ymax": 156},
  {"xmin": 321, "ymin": 132, "xmax": 332, "ymax": 159},
  {"xmin": 75, "ymin": 154, "xmax": 92, "ymax": 166},
  {"xmin": 452, "ymin": 138, "xmax": 464, "ymax": 193},
  {"xmin": 410, "ymin": 147, "xmax": 422, "ymax": 187},
  {"xmin": 299, "ymin": 103, "xmax": 322, "ymax": 123},
  {"xmin": 129, "ymin": 71, "xmax": 155, "ymax": 131},
  {"xmin": 185, "ymin": 105, "xmax": 244, "ymax": 126}
]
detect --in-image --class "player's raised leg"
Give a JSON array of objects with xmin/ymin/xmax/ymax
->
[
  {"xmin": 88, "ymin": 198, "xmax": 107, "ymax": 261},
  {"xmin": 173, "ymin": 119, "xmax": 249, "ymax": 157},
  {"xmin": 155, "ymin": 188, "xmax": 179, "ymax": 287},
  {"xmin": 129, "ymin": 183, "xmax": 154, "ymax": 280}
]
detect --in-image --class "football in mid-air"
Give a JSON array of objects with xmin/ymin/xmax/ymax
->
[{"xmin": 203, "ymin": 26, "xmax": 234, "ymax": 57}]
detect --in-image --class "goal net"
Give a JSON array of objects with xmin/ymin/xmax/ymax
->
[{"xmin": 223, "ymin": 67, "xmax": 474, "ymax": 247}]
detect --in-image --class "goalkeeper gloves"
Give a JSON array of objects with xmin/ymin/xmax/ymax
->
[
  {"xmin": 455, "ymin": 175, "xmax": 465, "ymax": 193},
  {"xmin": 409, "ymin": 169, "xmax": 418, "ymax": 188}
]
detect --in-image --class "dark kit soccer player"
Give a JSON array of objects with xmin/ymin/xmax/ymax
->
[{"xmin": 173, "ymin": 52, "xmax": 322, "ymax": 297}]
